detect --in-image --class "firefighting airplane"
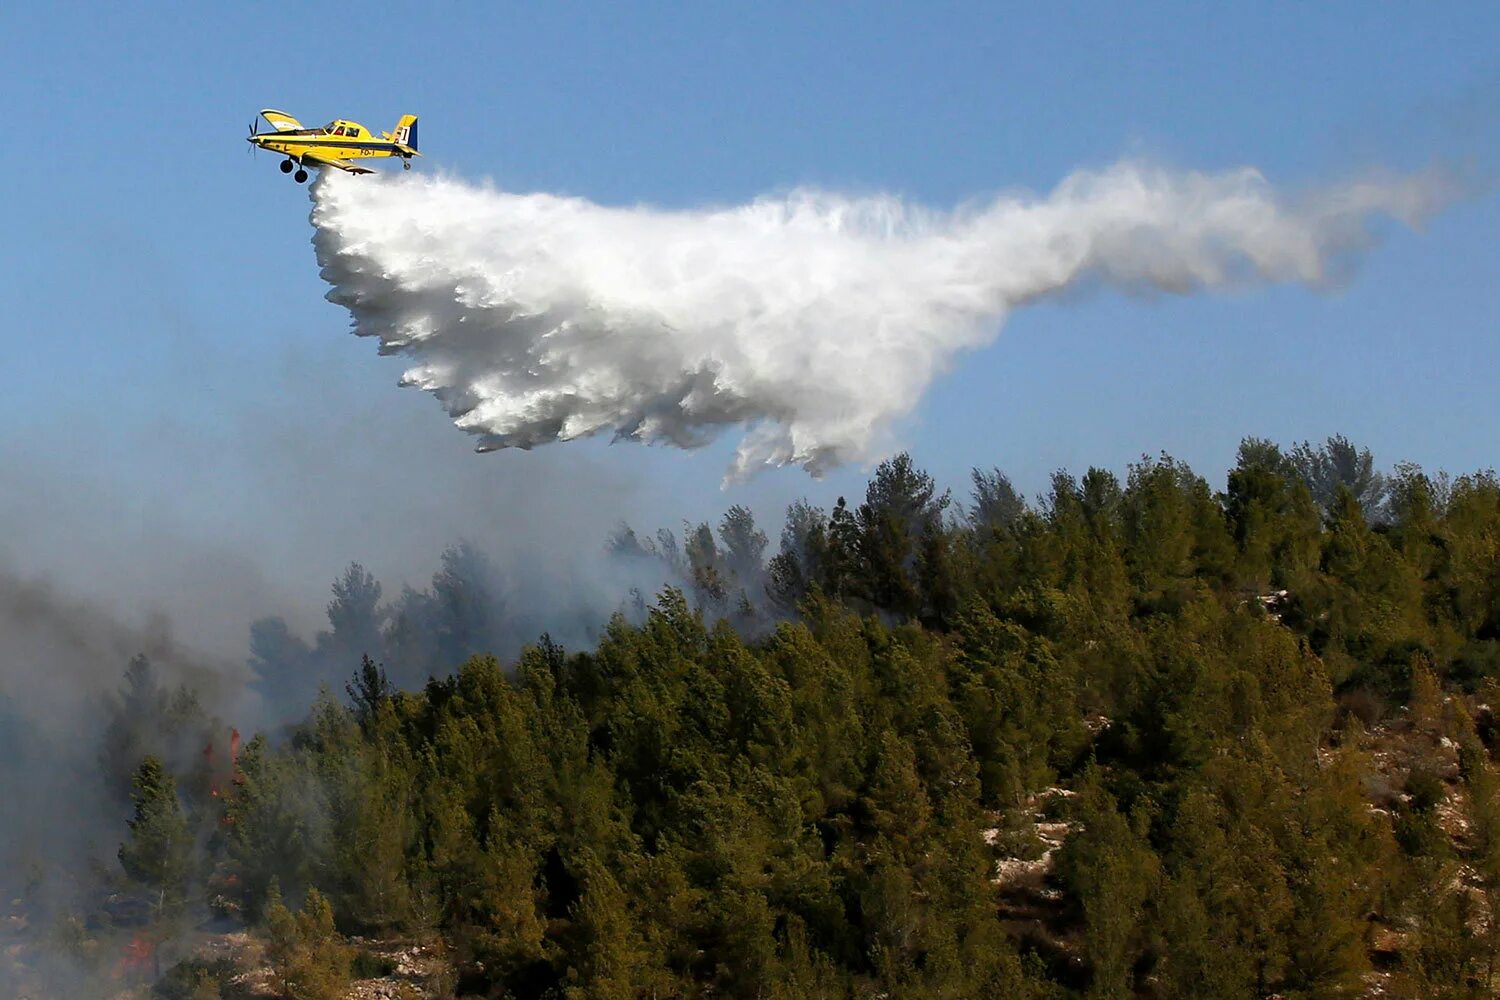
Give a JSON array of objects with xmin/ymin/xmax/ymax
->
[{"xmin": 246, "ymin": 109, "xmax": 419, "ymax": 182}]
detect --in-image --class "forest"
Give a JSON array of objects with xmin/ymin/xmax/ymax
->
[{"xmin": 5, "ymin": 434, "xmax": 1500, "ymax": 999}]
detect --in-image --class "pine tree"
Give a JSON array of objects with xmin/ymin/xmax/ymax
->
[
  {"xmin": 118, "ymin": 754, "xmax": 194, "ymax": 979},
  {"xmin": 118, "ymin": 755, "xmax": 194, "ymax": 922},
  {"xmin": 319, "ymin": 562, "xmax": 386, "ymax": 673},
  {"xmin": 856, "ymin": 453, "xmax": 950, "ymax": 618},
  {"xmin": 969, "ymin": 466, "xmax": 1025, "ymax": 535},
  {"xmin": 719, "ymin": 505, "xmax": 769, "ymax": 593},
  {"xmin": 1057, "ymin": 770, "xmax": 1159, "ymax": 1000},
  {"xmin": 249, "ymin": 618, "xmax": 318, "ymax": 721},
  {"xmin": 345, "ymin": 654, "xmax": 394, "ymax": 732},
  {"xmin": 1290, "ymin": 434, "xmax": 1389, "ymax": 517},
  {"xmin": 265, "ymin": 885, "xmax": 353, "ymax": 1000}
]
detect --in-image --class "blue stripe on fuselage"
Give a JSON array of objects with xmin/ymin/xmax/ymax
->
[{"xmin": 254, "ymin": 138, "xmax": 401, "ymax": 152}]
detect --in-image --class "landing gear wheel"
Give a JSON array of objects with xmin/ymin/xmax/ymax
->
[
  {"xmin": 294, "ymin": 169, "xmax": 308, "ymax": 184},
  {"xmin": 280, "ymin": 160, "xmax": 294, "ymax": 174},
  {"xmin": 403, "ymin": 158, "xmax": 411, "ymax": 171}
]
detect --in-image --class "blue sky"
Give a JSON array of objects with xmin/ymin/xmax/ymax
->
[{"xmin": 2, "ymin": 3, "xmax": 1498, "ymax": 638}]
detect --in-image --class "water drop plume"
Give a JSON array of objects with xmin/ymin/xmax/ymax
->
[{"xmin": 311, "ymin": 161, "xmax": 1451, "ymax": 481}]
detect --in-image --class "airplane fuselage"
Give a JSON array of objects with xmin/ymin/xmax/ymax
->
[{"xmin": 249, "ymin": 122, "xmax": 405, "ymax": 164}]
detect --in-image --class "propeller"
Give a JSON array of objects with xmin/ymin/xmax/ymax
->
[{"xmin": 246, "ymin": 119, "xmax": 258, "ymax": 156}]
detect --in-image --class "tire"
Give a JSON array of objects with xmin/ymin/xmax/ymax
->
[
  {"xmin": 294, "ymin": 169, "xmax": 308, "ymax": 184},
  {"xmin": 280, "ymin": 160, "xmax": 294, "ymax": 174}
]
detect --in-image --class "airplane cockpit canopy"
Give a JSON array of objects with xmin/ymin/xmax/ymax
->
[{"xmin": 312, "ymin": 120, "xmax": 362, "ymax": 137}]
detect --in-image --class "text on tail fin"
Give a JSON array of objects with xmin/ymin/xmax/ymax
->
[{"xmin": 393, "ymin": 115, "xmax": 419, "ymax": 151}]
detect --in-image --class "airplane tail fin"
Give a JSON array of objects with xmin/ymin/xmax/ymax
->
[{"xmin": 391, "ymin": 114, "xmax": 419, "ymax": 154}]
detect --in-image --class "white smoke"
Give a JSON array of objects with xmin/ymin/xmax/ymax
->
[{"xmin": 310, "ymin": 161, "xmax": 1451, "ymax": 481}]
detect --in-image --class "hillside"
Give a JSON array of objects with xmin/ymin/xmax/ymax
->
[{"xmin": 5, "ymin": 437, "xmax": 1500, "ymax": 998}]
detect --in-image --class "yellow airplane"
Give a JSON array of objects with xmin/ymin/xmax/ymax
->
[{"xmin": 246, "ymin": 109, "xmax": 420, "ymax": 182}]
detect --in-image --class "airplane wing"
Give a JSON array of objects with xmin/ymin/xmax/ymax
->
[
  {"xmin": 259, "ymin": 109, "xmax": 304, "ymax": 132},
  {"xmin": 300, "ymin": 150, "xmax": 376, "ymax": 174}
]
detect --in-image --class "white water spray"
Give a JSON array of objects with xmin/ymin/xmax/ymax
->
[{"xmin": 310, "ymin": 162, "xmax": 1450, "ymax": 480}]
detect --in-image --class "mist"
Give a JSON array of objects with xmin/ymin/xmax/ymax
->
[{"xmin": 310, "ymin": 161, "xmax": 1455, "ymax": 483}]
